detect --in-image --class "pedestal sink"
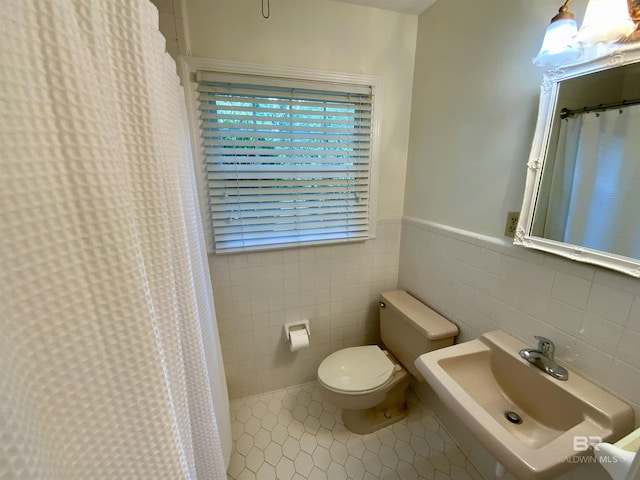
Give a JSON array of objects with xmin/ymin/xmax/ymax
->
[{"xmin": 414, "ymin": 330, "xmax": 634, "ymax": 480}]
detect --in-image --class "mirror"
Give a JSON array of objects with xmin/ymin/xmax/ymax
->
[{"xmin": 516, "ymin": 44, "xmax": 640, "ymax": 277}]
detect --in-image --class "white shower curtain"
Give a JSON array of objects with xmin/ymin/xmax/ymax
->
[
  {"xmin": 544, "ymin": 104, "xmax": 640, "ymax": 258},
  {"xmin": 0, "ymin": 1, "xmax": 231, "ymax": 478}
]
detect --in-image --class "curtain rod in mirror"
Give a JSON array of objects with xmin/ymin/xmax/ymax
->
[{"xmin": 560, "ymin": 97, "xmax": 640, "ymax": 118}]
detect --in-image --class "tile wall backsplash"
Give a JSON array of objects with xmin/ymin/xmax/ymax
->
[
  {"xmin": 213, "ymin": 214, "xmax": 640, "ymax": 413},
  {"xmin": 209, "ymin": 219, "xmax": 401, "ymax": 399},
  {"xmin": 398, "ymin": 217, "xmax": 640, "ymax": 422}
]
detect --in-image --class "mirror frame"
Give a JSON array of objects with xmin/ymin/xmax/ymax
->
[{"xmin": 515, "ymin": 44, "xmax": 640, "ymax": 278}]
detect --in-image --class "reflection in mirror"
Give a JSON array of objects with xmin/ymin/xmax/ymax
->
[
  {"xmin": 532, "ymin": 62, "xmax": 640, "ymax": 259},
  {"xmin": 516, "ymin": 44, "xmax": 640, "ymax": 277}
]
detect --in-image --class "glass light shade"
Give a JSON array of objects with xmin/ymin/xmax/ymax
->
[
  {"xmin": 533, "ymin": 18, "xmax": 582, "ymax": 67},
  {"xmin": 575, "ymin": 0, "xmax": 636, "ymax": 45}
]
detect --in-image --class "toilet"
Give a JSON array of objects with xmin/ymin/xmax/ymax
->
[{"xmin": 317, "ymin": 289, "xmax": 458, "ymax": 434}]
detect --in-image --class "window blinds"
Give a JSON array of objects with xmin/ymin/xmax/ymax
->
[{"xmin": 195, "ymin": 71, "xmax": 373, "ymax": 253}]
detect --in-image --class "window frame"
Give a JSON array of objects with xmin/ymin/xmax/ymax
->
[{"xmin": 181, "ymin": 57, "xmax": 382, "ymax": 253}]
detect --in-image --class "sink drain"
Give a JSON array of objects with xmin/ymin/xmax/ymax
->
[{"xmin": 505, "ymin": 411, "xmax": 522, "ymax": 424}]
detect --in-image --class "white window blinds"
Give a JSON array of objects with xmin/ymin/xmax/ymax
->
[{"xmin": 195, "ymin": 71, "xmax": 374, "ymax": 253}]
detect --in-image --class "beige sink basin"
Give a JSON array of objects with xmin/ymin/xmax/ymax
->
[{"xmin": 415, "ymin": 330, "xmax": 634, "ymax": 480}]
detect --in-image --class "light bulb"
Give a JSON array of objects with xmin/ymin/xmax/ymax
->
[
  {"xmin": 533, "ymin": 18, "xmax": 582, "ymax": 67},
  {"xmin": 575, "ymin": 0, "xmax": 635, "ymax": 45}
]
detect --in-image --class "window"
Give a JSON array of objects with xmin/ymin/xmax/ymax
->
[{"xmin": 186, "ymin": 62, "xmax": 380, "ymax": 254}]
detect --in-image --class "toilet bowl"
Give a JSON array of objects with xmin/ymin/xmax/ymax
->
[
  {"xmin": 317, "ymin": 290, "xmax": 458, "ymax": 434},
  {"xmin": 318, "ymin": 345, "xmax": 408, "ymax": 409},
  {"xmin": 318, "ymin": 344, "xmax": 411, "ymax": 434}
]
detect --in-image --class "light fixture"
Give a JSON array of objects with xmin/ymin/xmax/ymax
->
[
  {"xmin": 533, "ymin": 0, "xmax": 582, "ymax": 67},
  {"xmin": 574, "ymin": 0, "xmax": 635, "ymax": 45},
  {"xmin": 621, "ymin": 0, "xmax": 640, "ymax": 43}
]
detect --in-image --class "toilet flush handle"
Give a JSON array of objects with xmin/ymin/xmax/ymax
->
[{"xmin": 379, "ymin": 301, "xmax": 386, "ymax": 308}]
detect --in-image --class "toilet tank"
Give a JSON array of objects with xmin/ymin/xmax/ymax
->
[{"xmin": 379, "ymin": 290, "xmax": 458, "ymax": 379}]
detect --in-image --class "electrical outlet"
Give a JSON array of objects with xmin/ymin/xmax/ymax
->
[{"xmin": 504, "ymin": 211, "xmax": 520, "ymax": 238}]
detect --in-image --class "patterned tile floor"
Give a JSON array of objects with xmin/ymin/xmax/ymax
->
[{"xmin": 228, "ymin": 382, "xmax": 483, "ymax": 480}]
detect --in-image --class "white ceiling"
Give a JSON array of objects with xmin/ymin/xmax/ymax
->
[{"xmin": 332, "ymin": 0, "xmax": 437, "ymax": 15}]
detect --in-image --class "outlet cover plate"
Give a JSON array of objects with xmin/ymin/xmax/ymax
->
[{"xmin": 504, "ymin": 211, "xmax": 519, "ymax": 238}]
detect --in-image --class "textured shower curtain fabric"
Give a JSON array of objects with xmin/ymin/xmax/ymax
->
[
  {"xmin": 1, "ymin": 1, "xmax": 230, "ymax": 479},
  {"xmin": 544, "ymin": 105, "xmax": 640, "ymax": 258}
]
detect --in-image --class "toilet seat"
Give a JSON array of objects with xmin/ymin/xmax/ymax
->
[{"xmin": 317, "ymin": 345, "xmax": 396, "ymax": 394}]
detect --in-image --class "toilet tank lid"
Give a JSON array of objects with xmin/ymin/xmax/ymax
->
[{"xmin": 380, "ymin": 290, "xmax": 458, "ymax": 340}]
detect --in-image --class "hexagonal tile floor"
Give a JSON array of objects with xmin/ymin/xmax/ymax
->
[{"xmin": 228, "ymin": 382, "xmax": 483, "ymax": 480}]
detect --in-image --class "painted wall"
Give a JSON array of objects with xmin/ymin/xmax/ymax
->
[
  {"xmin": 404, "ymin": 0, "xmax": 587, "ymax": 237},
  {"xmin": 184, "ymin": 0, "xmax": 418, "ymax": 398}
]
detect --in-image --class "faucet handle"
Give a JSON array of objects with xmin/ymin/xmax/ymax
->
[{"xmin": 534, "ymin": 335, "xmax": 555, "ymax": 357}]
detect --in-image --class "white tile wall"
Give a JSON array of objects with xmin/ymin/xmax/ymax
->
[
  {"xmin": 209, "ymin": 220, "xmax": 401, "ymax": 399},
  {"xmin": 399, "ymin": 217, "xmax": 640, "ymax": 423},
  {"xmin": 213, "ymin": 214, "xmax": 639, "ymax": 476}
]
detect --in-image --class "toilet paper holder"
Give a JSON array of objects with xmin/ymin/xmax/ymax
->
[{"xmin": 283, "ymin": 320, "xmax": 310, "ymax": 341}]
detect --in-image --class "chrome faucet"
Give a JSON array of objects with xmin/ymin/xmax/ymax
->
[{"xmin": 519, "ymin": 336, "xmax": 569, "ymax": 381}]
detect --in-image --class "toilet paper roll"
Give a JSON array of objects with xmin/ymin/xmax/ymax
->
[{"xmin": 289, "ymin": 329, "xmax": 309, "ymax": 352}]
